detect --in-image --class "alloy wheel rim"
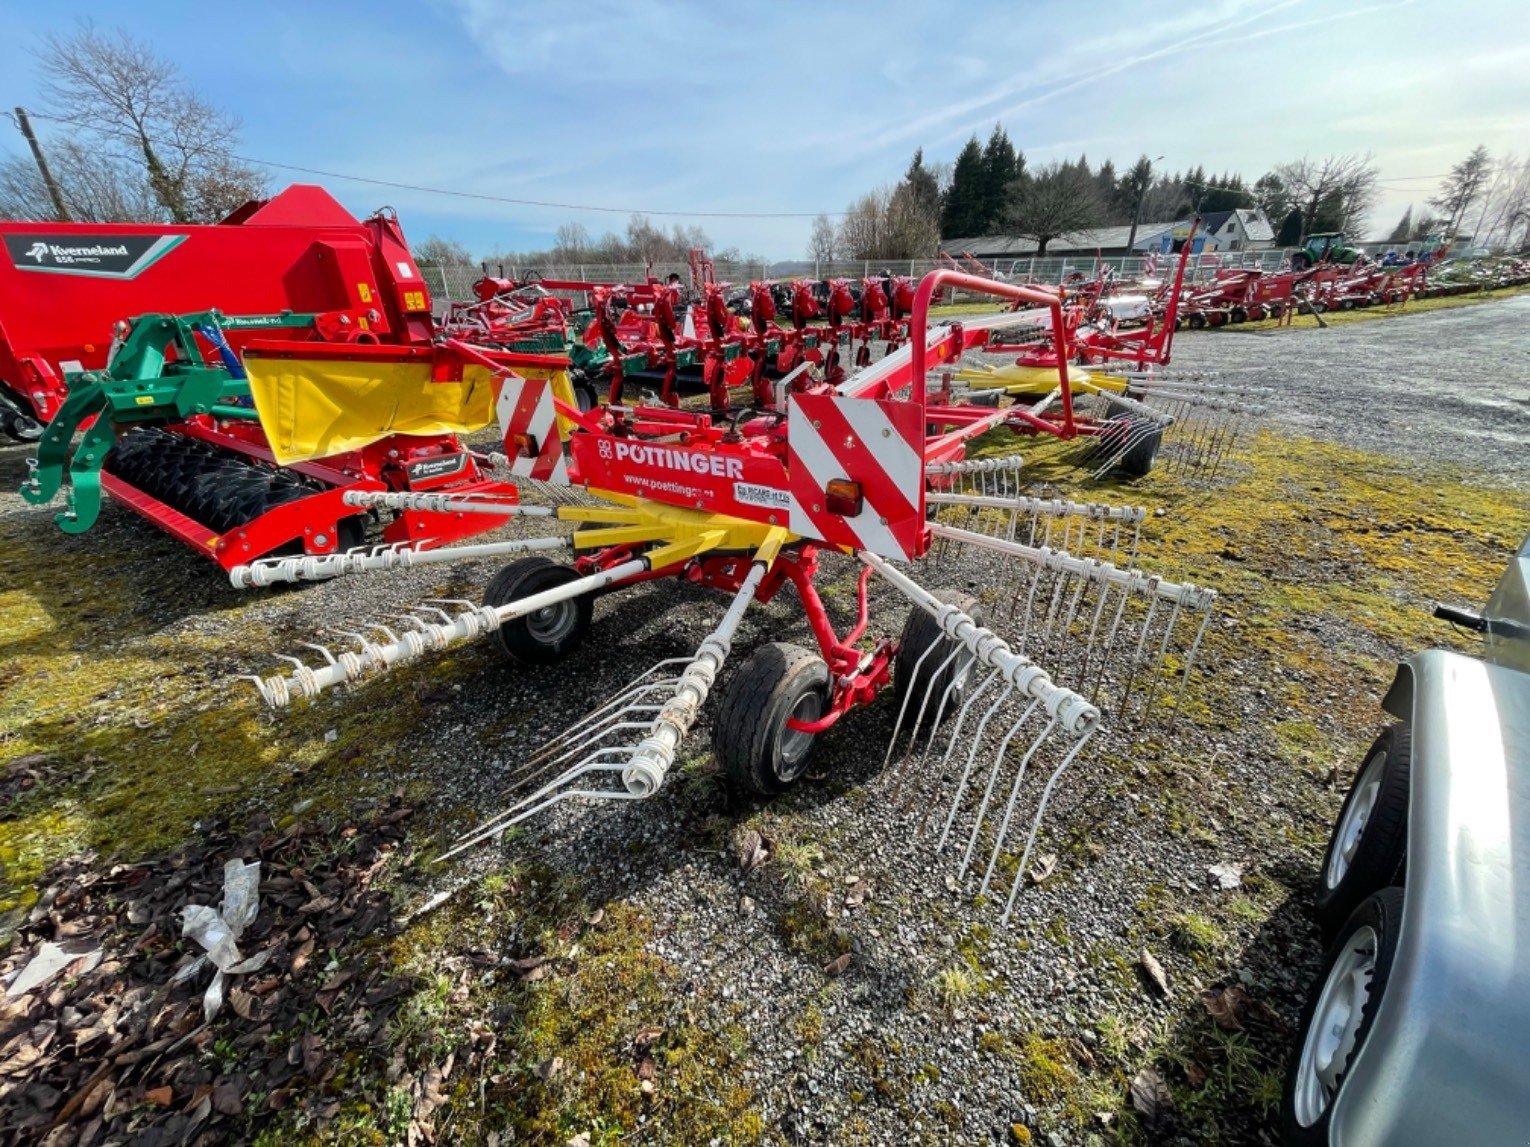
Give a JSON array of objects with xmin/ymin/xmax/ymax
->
[
  {"xmin": 1294, "ymin": 924, "xmax": 1378, "ymax": 1126},
  {"xmin": 1326, "ymin": 751, "xmax": 1385, "ymax": 889}
]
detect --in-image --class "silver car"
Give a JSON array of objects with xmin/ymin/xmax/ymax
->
[{"xmin": 1281, "ymin": 533, "xmax": 1530, "ymax": 1145}]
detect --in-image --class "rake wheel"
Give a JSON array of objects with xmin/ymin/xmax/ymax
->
[
  {"xmin": 893, "ymin": 590, "xmax": 983, "ymax": 729},
  {"xmin": 713, "ymin": 642, "xmax": 830, "ymax": 795},
  {"xmin": 1103, "ymin": 399, "xmax": 1162, "ymax": 478},
  {"xmin": 483, "ymin": 556, "xmax": 593, "ymax": 665}
]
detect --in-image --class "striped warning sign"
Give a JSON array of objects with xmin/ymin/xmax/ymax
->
[
  {"xmin": 787, "ymin": 393, "xmax": 924, "ymax": 559},
  {"xmin": 495, "ymin": 375, "xmax": 568, "ymax": 484}
]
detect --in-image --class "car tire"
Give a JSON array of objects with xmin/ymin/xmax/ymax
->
[
  {"xmin": 1314, "ymin": 724, "xmax": 1410, "ymax": 938},
  {"xmin": 1282, "ymin": 887, "xmax": 1404, "ymax": 1145}
]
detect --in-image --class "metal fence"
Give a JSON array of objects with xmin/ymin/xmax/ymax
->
[{"xmin": 419, "ymin": 249, "xmax": 1304, "ymax": 314}]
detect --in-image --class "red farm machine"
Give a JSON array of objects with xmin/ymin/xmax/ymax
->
[
  {"xmin": 9, "ymin": 186, "xmax": 542, "ymax": 570},
  {"xmin": 236, "ymin": 271, "xmax": 1249, "ymax": 920}
]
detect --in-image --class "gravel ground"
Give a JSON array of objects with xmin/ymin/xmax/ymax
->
[
  {"xmin": 2, "ymin": 293, "xmax": 1527, "ymax": 1145},
  {"xmin": 1170, "ymin": 292, "xmax": 1530, "ymax": 488}
]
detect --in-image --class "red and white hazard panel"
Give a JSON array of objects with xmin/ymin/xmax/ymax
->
[
  {"xmin": 786, "ymin": 393, "xmax": 925, "ymax": 560},
  {"xmin": 494, "ymin": 374, "xmax": 568, "ymax": 485}
]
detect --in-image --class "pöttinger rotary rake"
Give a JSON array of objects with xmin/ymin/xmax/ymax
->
[{"xmin": 243, "ymin": 274, "xmax": 1221, "ymax": 923}]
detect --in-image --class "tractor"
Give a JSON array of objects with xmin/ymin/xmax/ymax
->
[{"xmin": 1290, "ymin": 231, "xmax": 1362, "ymax": 272}]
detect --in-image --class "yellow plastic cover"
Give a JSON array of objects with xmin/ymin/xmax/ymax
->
[{"xmin": 245, "ymin": 358, "xmax": 500, "ymax": 465}]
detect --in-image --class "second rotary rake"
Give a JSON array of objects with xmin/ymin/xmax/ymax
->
[{"xmin": 242, "ymin": 273, "xmax": 1224, "ymax": 923}]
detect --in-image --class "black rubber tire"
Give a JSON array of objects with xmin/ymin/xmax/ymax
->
[
  {"xmin": 1188, "ymin": 312, "xmax": 1207, "ymax": 330},
  {"xmin": 713, "ymin": 642, "xmax": 830, "ymax": 795},
  {"xmin": 1, "ymin": 406, "xmax": 43, "ymax": 442},
  {"xmin": 1104, "ymin": 398, "xmax": 1161, "ymax": 478},
  {"xmin": 482, "ymin": 556, "xmax": 592, "ymax": 665},
  {"xmin": 1281, "ymin": 887, "xmax": 1404, "ymax": 1145},
  {"xmin": 572, "ymin": 379, "xmax": 598, "ymax": 413},
  {"xmin": 1314, "ymin": 724, "xmax": 1410, "ymax": 938},
  {"xmin": 893, "ymin": 591, "xmax": 983, "ymax": 729}
]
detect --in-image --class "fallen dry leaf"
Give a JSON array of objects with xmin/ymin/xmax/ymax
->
[
  {"xmin": 823, "ymin": 952, "xmax": 851, "ymax": 977},
  {"xmin": 1027, "ymin": 853, "xmax": 1059, "ymax": 885},
  {"xmin": 1184, "ymin": 1061, "xmax": 1209, "ymax": 1089},
  {"xmin": 144, "ymin": 1086, "xmax": 173, "ymax": 1107},
  {"xmin": 1201, "ymin": 983, "xmax": 1285, "ymax": 1032},
  {"xmin": 1139, "ymin": 948, "xmax": 1171, "ymax": 997},
  {"xmin": 535, "ymin": 1056, "xmax": 563, "ymax": 1082},
  {"xmin": 633, "ymin": 1026, "xmax": 664, "ymax": 1051},
  {"xmin": 1129, "ymin": 1065, "xmax": 1173, "ymax": 1129}
]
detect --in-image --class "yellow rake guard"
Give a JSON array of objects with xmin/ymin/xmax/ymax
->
[{"xmin": 243, "ymin": 346, "xmax": 577, "ymax": 466}]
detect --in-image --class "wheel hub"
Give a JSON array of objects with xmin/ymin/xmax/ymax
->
[
  {"xmin": 779, "ymin": 692, "xmax": 822, "ymax": 778},
  {"xmin": 1294, "ymin": 924, "xmax": 1378, "ymax": 1127},
  {"xmin": 526, "ymin": 601, "xmax": 577, "ymax": 645}
]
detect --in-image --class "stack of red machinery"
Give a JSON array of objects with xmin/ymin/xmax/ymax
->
[{"xmin": 0, "ymin": 185, "xmax": 528, "ymax": 567}]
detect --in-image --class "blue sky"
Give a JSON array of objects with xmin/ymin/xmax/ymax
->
[{"xmin": 2, "ymin": 0, "xmax": 1527, "ymax": 257}]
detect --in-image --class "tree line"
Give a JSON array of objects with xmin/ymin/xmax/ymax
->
[{"xmin": 808, "ymin": 127, "xmax": 1530, "ymax": 261}]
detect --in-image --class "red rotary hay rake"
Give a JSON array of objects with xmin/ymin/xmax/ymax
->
[{"xmin": 243, "ymin": 272, "xmax": 1225, "ymax": 922}]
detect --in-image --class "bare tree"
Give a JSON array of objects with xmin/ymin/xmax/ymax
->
[
  {"xmin": 808, "ymin": 213, "xmax": 837, "ymax": 264},
  {"xmin": 1001, "ymin": 162, "xmax": 1104, "ymax": 255},
  {"xmin": 552, "ymin": 222, "xmax": 591, "ymax": 261},
  {"xmin": 0, "ymin": 137, "xmax": 159, "ymax": 221},
  {"xmin": 1429, "ymin": 145, "xmax": 1492, "ymax": 238},
  {"xmin": 34, "ymin": 21, "xmax": 265, "ymax": 223},
  {"xmin": 1272, "ymin": 153, "xmax": 1379, "ymax": 239},
  {"xmin": 836, "ymin": 188, "xmax": 894, "ymax": 261},
  {"xmin": 1478, "ymin": 156, "xmax": 1530, "ymax": 250},
  {"xmin": 412, "ymin": 235, "xmax": 473, "ymax": 268}
]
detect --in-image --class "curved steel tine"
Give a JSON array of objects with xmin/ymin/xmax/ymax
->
[
  {"xmin": 977, "ymin": 717, "xmax": 1059, "ymax": 897},
  {"xmin": 1000, "ymin": 730, "xmax": 1095, "ymax": 925}
]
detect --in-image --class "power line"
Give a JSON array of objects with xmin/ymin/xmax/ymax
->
[{"xmin": 21, "ymin": 110, "xmax": 850, "ymax": 220}]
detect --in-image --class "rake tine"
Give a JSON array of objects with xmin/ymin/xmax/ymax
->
[
  {"xmin": 1167, "ymin": 608, "xmax": 1214, "ymax": 736},
  {"xmin": 975, "ymin": 716, "xmax": 1059, "ymax": 896},
  {"xmin": 890, "ymin": 642, "xmax": 969, "ymax": 801},
  {"xmin": 999, "ymin": 730, "xmax": 1097, "ymax": 926},
  {"xmin": 916, "ymin": 667, "xmax": 1005, "ymax": 838},
  {"xmin": 933, "ymin": 679, "xmax": 1016, "ymax": 851},
  {"xmin": 958, "ymin": 699, "xmax": 1045, "ymax": 878}
]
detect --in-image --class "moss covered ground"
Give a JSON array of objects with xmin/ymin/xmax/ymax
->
[{"xmin": 1, "ymin": 301, "xmax": 1526, "ymax": 1139}]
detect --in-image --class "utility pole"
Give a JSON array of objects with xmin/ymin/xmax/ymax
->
[{"xmin": 12, "ymin": 107, "xmax": 71, "ymax": 222}]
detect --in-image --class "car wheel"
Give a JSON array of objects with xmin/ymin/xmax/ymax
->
[
  {"xmin": 1282, "ymin": 887, "xmax": 1404, "ymax": 1145},
  {"xmin": 1314, "ymin": 724, "xmax": 1410, "ymax": 938}
]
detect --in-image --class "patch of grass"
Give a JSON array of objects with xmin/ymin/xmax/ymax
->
[
  {"xmin": 1016, "ymin": 1033, "xmax": 1076, "ymax": 1104},
  {"xmin": 930, "ymin": 963, "xmax": 985, "ymax": 1007},
  {"xmin": 1169, "ymin": 912, "xmax": 1226, "ymax": 954}
]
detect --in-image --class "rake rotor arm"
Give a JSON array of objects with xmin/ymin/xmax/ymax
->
[
  {"xmin": 927, "ymin": 523, "xmax": 1216, "ymax": 610},
  {"xmin": 247, "ymin": 557, "xmax": 649, "ymax": 707},
  {"xmin": 435, "ymin": 527, "xmax": 790, "ymax": 860},
  {"xmin": 859, "ymin": 550, "xmax": 1100, "ymax": 736},
  {"xmin": 229, "ymin": 534, "xmax": 575, "ymax": 589}
]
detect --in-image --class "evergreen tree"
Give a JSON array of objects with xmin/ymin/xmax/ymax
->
[
  {"xmin": 1094, "ymin": 159, "xmax": 1123, "ymax": 222},
  {"xmin": 978, "ymin": 124, "xmax": 1021, "ymax": 232},
  {"xmin": 1386, "ymin": 206, "xmax": 1414, "ymax": 243},
  {"xmin": 1277, "ymin": 208, "xmax": 1304, "ymax": 247},
  {"xmin": 940, "ymin": 136, "xmax": 987, "ymax": 238}
]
